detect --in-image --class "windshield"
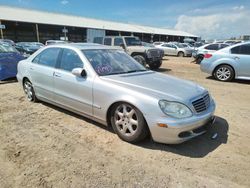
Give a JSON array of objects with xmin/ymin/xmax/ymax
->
[
  {"xmin": 82, "ymin": 49, "xmax": 147, "ymax": 76},
  {"xmin": 175, "ymin": 43, "xmax": 185, "ymax": 48},
  {"xmin": 125, "ymin": 37, "xmax": 142, "ymax": 46},
  {"xmin": 0, "ymin": 43, "xmax": 19, "ymax": 53}
]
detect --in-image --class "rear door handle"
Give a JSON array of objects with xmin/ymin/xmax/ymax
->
[{"xmin": 53, "ymin": 72, "xmax": 61, "ymax": 77}]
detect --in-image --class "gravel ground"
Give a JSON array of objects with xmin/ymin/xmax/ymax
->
[{"xmin": 0, "ymin": 56, "xmax": 250, "ymax": 188}]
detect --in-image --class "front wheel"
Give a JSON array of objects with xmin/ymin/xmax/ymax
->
[
  {"xmin": 149, "ymin": 61, "xmax": 162, "ymax": 70},
  {"xmin": 110, "ymin": 103, "xmax": 149, "ymax": 143},
  {"xmin": 23, "ymin": 79, "xmax": 38, "ymax": 102},
  {"xmin": 214, "ymin": 65, "xmax": 234, "ymax": 82},
  {"xmin": 132, "ymin": 55, "xmax": 147, "ymax": 67}
]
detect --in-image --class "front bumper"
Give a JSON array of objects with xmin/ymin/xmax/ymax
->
[{"xmin": 145, "ymin": 101, "xmax": 216, "ymax": 144}]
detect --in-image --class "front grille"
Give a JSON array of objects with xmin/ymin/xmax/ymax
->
[
  {"xmin": 192, "ymin": 94, "xmax": 210, "ymax": 113},
  {"xmin": 149, "ymin": 49, "xmax": 160, "ymax": 57}
]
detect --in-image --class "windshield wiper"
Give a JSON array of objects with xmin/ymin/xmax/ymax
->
[
  {"xmin": 125, "ymin": 70, "xmax": 147, "ymax": 73},
  {"xmin": 104, "ymin": 69, "xmax": 147, "ymax": 76}
]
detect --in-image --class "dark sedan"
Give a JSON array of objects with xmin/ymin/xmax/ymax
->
[{"xmin": 0, "ymin": 42, "xmax": 25, "ymax": 81}]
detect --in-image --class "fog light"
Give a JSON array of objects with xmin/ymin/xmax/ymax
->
[{"xmin": 157, "ymin": 123, "xmax": 168, "ymax": 128}]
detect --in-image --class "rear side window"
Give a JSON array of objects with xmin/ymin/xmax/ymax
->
[
  {"xmin": 32, "ymin": 48, "xmax": 60, "ymax": 67},
  {"xmin": 59, "ymin": 48, "xmax": 83, "ymax": 71},
  {"xmin": 204, "ymin": 44, "xmax": 219, "ymax": 50},
  {"xmin": 231, "ymin": 44, "xmax": 250, "ymax": 55},
  {"xmin": 114, "ymin": 38, "xmax": 124, "ymax": 46},
  {"xmin": 104, "ymin": 38, "xmax": 112, "ymax": 46}
]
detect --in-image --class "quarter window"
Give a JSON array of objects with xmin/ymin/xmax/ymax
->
[
  {"xmin": 59, "ymin": 49, "xmax": 83, "ymax": 71},
  {"xmin": 32, "ymin": 48, "xmax": 60, "ymax": 67},
  {"xmin": 104, "ymin": 38, "xmax": 112, "ymax": 46}
]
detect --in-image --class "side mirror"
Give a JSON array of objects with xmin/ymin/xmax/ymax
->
[{"xmin": 72, "ymin": 68, "xmax": 87, "ymax": 77}]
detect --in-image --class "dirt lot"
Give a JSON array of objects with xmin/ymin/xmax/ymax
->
[{"xmin": 0, "ymin": 56, "xmax": 250, "ymax": 188}]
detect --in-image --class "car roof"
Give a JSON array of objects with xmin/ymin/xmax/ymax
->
[{"xmin": 45, "ymin": 43, "xmax": 120, "ymax": 50}]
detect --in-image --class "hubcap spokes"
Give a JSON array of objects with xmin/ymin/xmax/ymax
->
[
  {"xmin": 24, "ymin": 82, "xmax": 33, "ymax": 101},
  {"xmin": 115, "ymin": 104, "xmax": 138, "ymax": 137},
  {"xmin": 217, "ymin": 67, "xmax": 230, "ymax": 80}
]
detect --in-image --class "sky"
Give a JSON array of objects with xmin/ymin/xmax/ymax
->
[{"xmin": 0, "ymin": 0, "xmax": 250, "ymax": 39}]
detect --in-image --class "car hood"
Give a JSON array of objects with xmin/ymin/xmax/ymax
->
[{"xmin": 101, "ymin": 71, "xmax": 207, "ymax": 102}]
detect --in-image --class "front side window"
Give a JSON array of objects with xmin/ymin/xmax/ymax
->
[
  {"xmin": 104, "ymin": 38, "xmax": 112, "ymax": 46},
  {"xmin": 220, "ymin": 44, "xmax": 229, "ymax": 49},
  {"xmin": 32, "ymin": 48, "xmax": 60, "ymax": 67},
  {"xmin": 114, "ymin": 38, "xmax": 124, "ymax": 46},
  {"xmin": 82, "ymin": 49, "xmax": 146, "ymax": 76},
  {"xmin": 162, "ymin": 44, "xmax": 172, "ymax": 48},
  {"xmin": 59, "ymin": 48, "xmax": 83, "ymax": 71}
]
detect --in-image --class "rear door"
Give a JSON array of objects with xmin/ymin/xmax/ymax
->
[
  {"xmin": 161, "ymin": 44, "xmax": 175, "ymax": 55},
  {"xmin": 231, "ymin": 44, "xmax": 250, "ymax": 77},
  {"xmin": 29, "ymin": 47, "xmax": 61, "ymax": 101},
  {"xmin": 53, "ymin": 48, "xmax": 93, "ymax": 116}
]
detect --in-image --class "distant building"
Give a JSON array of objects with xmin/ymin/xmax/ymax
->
[
  {"xmin": 240, "ymin": 35, "xmax": 250, "ymax": 41},
  {"xmin": 0, "ymin": 6, "xmax": 198, "ymax": 43}
]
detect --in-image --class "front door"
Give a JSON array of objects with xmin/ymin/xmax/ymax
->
[
  {"xmin": 231, "ymin": 44, "xmax": 250, "ymax": 77},
  {"xmin": 53, "ymin": 48, "xmax": 93, "ymax": 116}
]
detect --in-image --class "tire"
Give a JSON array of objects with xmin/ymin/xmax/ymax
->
[
  {"xmin": 23, "ymin": 79, "xmax": 38, "ymax": 102},
  {"xmin": 110, "ymin": 103, "xmax": 149, "ymax": 143},
  {"xmin": 149, "ymin": 61, "xmax": 162, "ymax": 70},
  {"xmin": 132, "ymin": 55, "xmax": 147, "ymax": 67},
  {"xmin": 177, "ymin": 51, "xmax": 184, "ymax": 57},
  {"xmin": 214, "ymin": 65, "xmax": 234, "ymax": 82}
]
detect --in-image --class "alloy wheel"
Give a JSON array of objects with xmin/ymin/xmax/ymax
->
[{"xmin": 114, "ymin": 104, "xmax": 139, "ymax": 137}]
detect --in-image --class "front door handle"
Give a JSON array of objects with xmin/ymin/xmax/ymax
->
[
  {"xmin": 53, "ymin": 72, "xmax": 61, "ymax": 77},
  {"xmin": 233, "ymin": 56, "xmax": 240, "ymax": 60}
]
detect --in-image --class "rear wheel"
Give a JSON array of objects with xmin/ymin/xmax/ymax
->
[
  {"xmin": 23, "ymin": 79, "xmax": 38, "ymax": 102},
  {"xmin": 177, "ymin": 51, "xmax": 184, "ymax": 57},
  {"xmin": 214, "ymin": 65, "xmax": 234, "ymax": 82},
  {"xmin": 110, "ymin": 103, "xmax": 149, "ymax": 143},
  {"xmin": 133, "ymin": 55, "xmax": 147, "ymax": 67}
]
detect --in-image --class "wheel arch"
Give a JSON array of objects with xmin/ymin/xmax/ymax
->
[
  {"xmin": 213, "ymin": 63, "xmax": 236, "ymax": 78},
  {"xmin": 106, "ymin": 100, "xmax": 148, "ymax": 127}
]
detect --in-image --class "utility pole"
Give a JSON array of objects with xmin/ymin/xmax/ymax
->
[
  {"xmin": 0, "ymin": 20, "xmax": 4, "ymax": 39},
  {"xmin": 35, "ymin": 24, "xmax": 40, "ymax": 42}
]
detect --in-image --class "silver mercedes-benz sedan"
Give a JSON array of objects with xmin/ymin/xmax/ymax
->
[{"xmin": 17, "ymin": 43, "xmax": 216, "ymax": 144}]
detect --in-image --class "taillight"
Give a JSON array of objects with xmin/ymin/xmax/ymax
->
[{"xmin": 204, "ymin": 54, "xmax": 212, "ymax": 58}]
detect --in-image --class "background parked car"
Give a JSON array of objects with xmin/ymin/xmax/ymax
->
[
  {"xmin": 192, "ymin": 43, "xmax": 230, "ymax": 64},
  {"xmin": 153, "ymin": 41, "xmax": 165, "ymax": 46},
  {"xmin": 45, "ymin": 40, "xmax": 68, "ymax": 45},
  {"xmin": 15, "ymin": 42, "xmax": 44, "ymax": 57},
  {"xmin": 0, "ymin": 39, "xmax": 15, "ymax": 46},
  {"xmin": 94, "ymin": 36, "xmax": 163, "ymax": 69},
  {"xmin": 0, "ymin": 42, "xmax": 25, "ymax": 81},
  {"xmin": 155, "ymin": 42, "xmax": 193, "ymax": 57},
  {"xmin": 200, "ymin": 42, "xmax": 250, "ymax": 81}
]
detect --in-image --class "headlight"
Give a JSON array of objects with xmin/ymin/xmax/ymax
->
[{"xmin": 159, "ymin": 100, "xmax": 192, "ymax": 118}]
